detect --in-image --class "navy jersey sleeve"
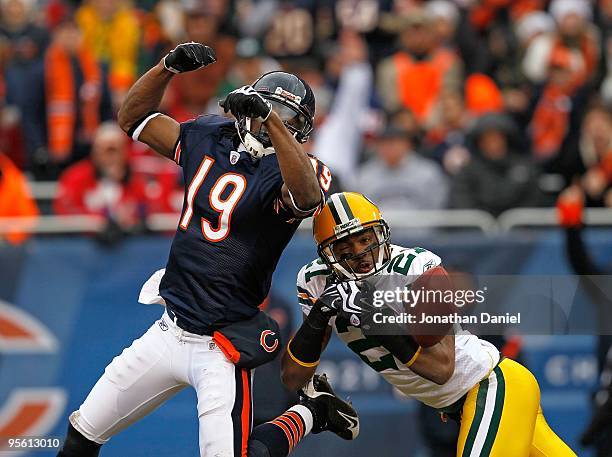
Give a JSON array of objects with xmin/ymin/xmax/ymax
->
[
  {"xmin": 269, "ymin": 156, "xmax": 333, "ymax": 223},
  {"xmin": 173, "ymin": 114, "xmax": 233, "ymax": 168}
]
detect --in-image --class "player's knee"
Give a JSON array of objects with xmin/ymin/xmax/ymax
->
[
  {"xmin": 247, "ymin": 439, "xmax": 272, "ymax": 457},
  {"xmin": 57, "ymin": 422, "xmax": 101, "ymax": 457}
]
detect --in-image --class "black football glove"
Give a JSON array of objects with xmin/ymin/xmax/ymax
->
[
  {"xmin": 219, "ymin": 85, "xmax": 272, "ymax": 121},
  {"xmin": 314, "ymin": 279, "xmax": 347, "ymax": 320},
  {"xmin": 163, "ymin": 42, "xmax": 216, "ymax": 74},
  {"xmin": 316, "ymin": 279, "xmax": 375, "ymax": 319}
]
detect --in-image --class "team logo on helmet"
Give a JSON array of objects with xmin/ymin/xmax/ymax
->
[{"xmin": 274, "ymin": 87, "xmax": 302, "ymax": 103}]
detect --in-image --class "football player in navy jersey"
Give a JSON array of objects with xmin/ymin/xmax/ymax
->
[{"xmin": 58, "ymin": 42, "xmax": 358, "ymax": 457}]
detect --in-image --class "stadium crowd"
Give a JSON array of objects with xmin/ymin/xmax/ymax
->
[{"xmin": 0, "ymin": 0, "xmax": 611, "ymax": 243}]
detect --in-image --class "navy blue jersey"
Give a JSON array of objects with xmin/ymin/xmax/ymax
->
[{"xmin": 159, "ymin": 115, "xmax": 331, "ymax": 334}]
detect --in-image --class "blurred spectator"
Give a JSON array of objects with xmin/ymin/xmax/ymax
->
[
  {"xmin": 355, "ymin": 126, "xmax": 448, "ymax": 212},
  {"xmin": 425, "ymin": 91, "xmax": 472, "ymax": 175},
  {"xmin": 263, "ymin": 1, "xmax": 318, "ymax": 60},
  {"xmin": 53, "ymin": 122, "xmax": 149, "ymax": 239},
  {"xmin": 43, "ymin": 18, "xmax": 111, "ymax": 178},
  {"xmin": 76, "ymin": 0, "xmax": 140, "ymax": 107},
  {"xmin": 0, "ymin": 0, "xmax": 49, "ymax": 168},
  {"xmin": 470, "ymin": 0, "xmax": 544, "ymax": 32},
  {"xmin": 137, "ymin": 4, "xmax": 173, "ymax": 74},
  {"xmin": 529, "ymin": 47, "xmax": 588, "ymax": 164},
  {"xmin": 597, "ymin": 0, "xmax": 612, "ymax": 104},
  {"xmin": 426, "ymin": 0, "xmax": 460, "ymax": 49},
  {"xmin": 515, "ymin": 10, "xmax": 556, "ymax": 59},
  {"xmin": 221, "ymin": 37, "xmax": 280, "ymax": 91},
  {"xmin": 164, "ymin": 0, "xmax": 236, "ymax": 120},
  {"xmin": 0, "ymin": 152, "xmax": 38, "ymax": 244},
  {"xmin": 425, "ymin": 0, "xmax": 489, "ymax": 75},
  {"xmin": 387, "ymin": 107, "xmax": 421, "ymax": 141},
  {"xmin": 154, "ymin": 0, "xmax": 186, "ymax": 45},
  {"xmin": 523, "ymin": 0, "xmax": 599, "ymax": 87},
  {"xmin": 377, "ymin": 7, "xmax": 462, "ymax": 126},
  {"xmin": 570, "ymin": 105, "xmax": 612, "ymax": 207},
  {"xmin": 451, "ymin": 113, "xmax": 543, "ymax": 215},
  {"xmin": 312, "ymin": 29, "xmax": 372, "ymax": 189},
  {"xmin": 235, "ymin": 0, "xmax": 278, "ymax": 39}
]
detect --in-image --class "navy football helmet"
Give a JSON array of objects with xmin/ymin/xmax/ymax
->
[{"xmin": 236, "ymin": 71, "xmax": 315, "ymax": 158}]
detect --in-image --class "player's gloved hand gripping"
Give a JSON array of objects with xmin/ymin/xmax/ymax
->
[
  {"xmin": 287, "ymin": 278, "xmax": 372, "ymax": 367},
  {"xmin": 220, "ymin": 86, "xmax": 273, "ymax": 121},
  {"xmin": 163, "ymin": 42, "xmax": 216, "ymax": 73},
  {"xmin": 318, "ymin": 279, "xmax": 378, "ymax": 321}
]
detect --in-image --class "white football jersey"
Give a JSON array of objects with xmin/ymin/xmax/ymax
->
[{"xmin": 296, "ymin": 244, "xmax": 500, "ymax": 409}]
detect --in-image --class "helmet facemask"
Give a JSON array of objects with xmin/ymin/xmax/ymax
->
[
  {"xmin": 236, "ymin": 97, "xmax": 313, "ymax": 159},
  {"xmin": 319, "ymin": 222, "xmax": 391, "ymax": 281}
]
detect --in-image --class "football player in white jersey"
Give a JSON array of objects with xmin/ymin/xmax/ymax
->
[{"xmin": 281, "ymin": 192, "xmax": 576, "ymax": 456}]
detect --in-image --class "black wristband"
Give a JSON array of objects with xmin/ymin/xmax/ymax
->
[
  {"xmin": 376, "ymin": 334, "xmax": 421, "ymax": 366},
  {"xmin": 287, "ymin": 306, "xmax": 330, "ymax": 365}
]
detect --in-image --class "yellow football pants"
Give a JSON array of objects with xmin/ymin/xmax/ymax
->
[{"xmin": 456, "ymin": 358, "xmax": 577, "ymax": 457}]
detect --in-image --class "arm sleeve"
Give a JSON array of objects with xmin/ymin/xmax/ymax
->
[
  {"xmin": 296, "ymin": 263, "xmax": 334, "ymax": 318},
  {"xmin": 296, "ymin": 265, "xmax": 316, "ymax": 316},
  {"xmin": 407, "ymin": 248, "xmax": 443, "ymax": 276}
]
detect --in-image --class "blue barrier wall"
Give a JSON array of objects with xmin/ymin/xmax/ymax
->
[{"xmin": 0, "ymin": 229, "xmax": 608, "ymax": 456}]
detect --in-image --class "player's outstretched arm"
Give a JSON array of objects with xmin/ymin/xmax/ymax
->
[
  {"xmin": 281, "ymin": 324, "xmax": 332, "ymax": 391},
  {"xmin": 408, "ymin": 334, "xmax": 455, "ymax": 385},
  {"xmin": 281, "ymin": 279, "xmax": 350, "ymax": 390},
  {"xmin": 220, "ymin": 86, "xmax": 322, "ymax": 212},
  {"xmin": 117, "ymin": 42, "xmax": 216, "ymax": 159},
  {"xmin": 264, "ymin": 112, "xmax": 322, "ymax": 212}
]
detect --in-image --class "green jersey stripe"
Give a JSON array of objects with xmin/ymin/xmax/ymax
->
[
  {"xmin": 298, "ymin": 297, "xmax": 312, "ymax": 307},
  {"xmin": 297, "ymin": 285, "xmax": 310, "ymax": 294}
]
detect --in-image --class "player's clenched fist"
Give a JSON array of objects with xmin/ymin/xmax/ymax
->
[
  {"xmin": 220, "ymin": 85, "xmax": 272, "ymax": 121},
  {"xmin": 163, "ymin": 42, "xmax": 216, "ymax": 74}
]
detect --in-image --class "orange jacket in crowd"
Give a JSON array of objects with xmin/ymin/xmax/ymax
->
[
  {"xmin": 45, "ymin": 43, "xmax": 101, "ymax": 162},
  {"xmin": 393, "ymin": 48, "xmax": 460, "ymax": 124},
  {"xmin": 0, "ymin": 153, "xmax": 39, "ymax": 244}
]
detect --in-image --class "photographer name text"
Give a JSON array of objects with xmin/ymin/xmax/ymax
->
[{"xmin": 372, "ymin": 312, "xmax": 521, "ymax": 325}]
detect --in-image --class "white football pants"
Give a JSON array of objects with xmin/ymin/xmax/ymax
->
[{"xmin": 69, "ymin": 311, "xmax": 253, "ymax": 457}]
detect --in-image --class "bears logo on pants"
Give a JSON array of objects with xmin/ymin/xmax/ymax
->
[{"xmin": 260, "ymin": 330, "xmax": 279, "ymax": 353}]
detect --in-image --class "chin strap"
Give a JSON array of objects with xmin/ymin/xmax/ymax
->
[{"xmin": 236, "ymin": 119, "xmax": 275, "ymax": 159}]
